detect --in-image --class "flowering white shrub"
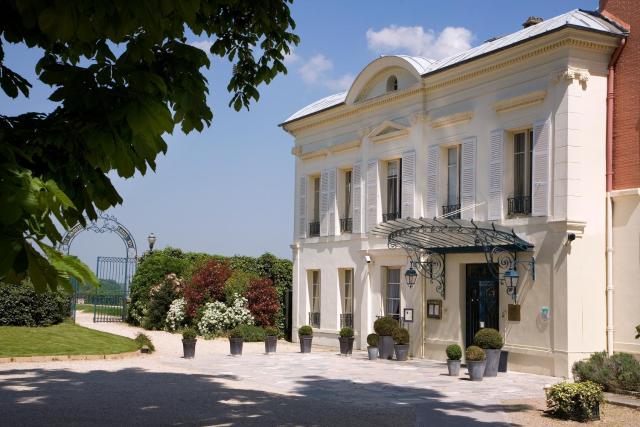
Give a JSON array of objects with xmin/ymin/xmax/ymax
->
[
  {"xmin": 165, "ymin": 297, "xmax": 187, "ymax": 331},
  {"xmin": 197, "ymin": 294, "xmax": 254, "ymax": 336}
]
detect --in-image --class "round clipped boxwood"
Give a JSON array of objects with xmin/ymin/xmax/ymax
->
[
  {"xmin": 339, "ymin": 327, "xmax": 354, "ymax": 338},
  {"xmin": 374, "ymin": 316, "xmax": 399, "ymax": 336},
  {"xmin": 546, "ymin": 381, "xmax": 603, "ymax": 421},
  {"xmin": 392, "ymin": 327, "xmax": 410, "ymax": 345},
  {"xmin": 182, "ymin": 327, "xmax": 197, "ymax": 340},
  {"xmin": 466, "ymin": 345, "xmax": 486, "ymax": 361},
  {"xmin": 367, "ymin": 333, "xmax": 379, "ymax": 347},
  {"xmin": 473, "ymin": 328, "xmax": 504, "ymax": 349},
  {"xmin": 228, "ymin": 326, "xmax": 244, "ymax": 338},
  {"xmin": 446, "ymin": 344, "xmax": 462, "ymax": 361},
  {"xmin": 298, "ymin": 325, "xmax": 313, "ymax": 336},
  {"xmin": 264, "ymin": 326, "xmax": 279, "ymax": 337}
]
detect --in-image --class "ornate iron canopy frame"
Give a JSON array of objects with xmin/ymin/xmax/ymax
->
[{"xmin": 372, "ymin": 217, "xmax": 535, "ymax": 299}]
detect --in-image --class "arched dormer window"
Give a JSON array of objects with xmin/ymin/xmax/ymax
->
[{"xmin": 386, "ymin": 75, "xmax": 398, "ymax": 92}]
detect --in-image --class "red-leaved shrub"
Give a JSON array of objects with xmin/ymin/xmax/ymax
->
[
  {"xmin": 245, "ymin": 277, "xmax": 280, "ymax": 326},
  {"xmin": 184, "ymin": 259, "xmax": 231, "ymax": 317}
]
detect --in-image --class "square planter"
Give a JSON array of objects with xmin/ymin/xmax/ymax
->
[
  {"xmin": 299, "ymin": 335, "xmax": 313, "ymax": 353},
  {"xmin": 265, "ymin": 335, "xmax": 277, "ymax": 354},
  {"xmin": 182, "ymin": 338, "xmax": 196, "ymax": 359},
  {"xmin": 229, "ymin": 337, "xmax": 243, "ymax": 356},
  {"xmin": 378, "ymin": 335, "xmax": 394, "ymax": 360},
  {"xmin": 483, "ymin": 349, "xmax": 501, "ymax": 377},
  {"xmin": 467, "ymin": 360, "xmax": 486, "ymax": 381},
  {"xmin": 338, "ymin": 336, "xmax": 355, "ymax": 355},
  {"xmin": 447, "ymin": 359, "xmax": 461, "ymax": 376},
  {"xmin": 367, "ymin": 346, "xmax": 379, "ymax": 360},
  {"xmin": 394, "ymin": 344, "xmax": 409, "ymax": 361}
]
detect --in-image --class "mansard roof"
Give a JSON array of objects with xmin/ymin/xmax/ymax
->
[{"xmin": 282, "ymin": 9, "xmax": 626, "ymax": 126}]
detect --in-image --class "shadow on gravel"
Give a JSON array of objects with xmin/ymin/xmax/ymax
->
[{"xmin": 0, "ymin": 368, "xmax": 532, "ymax": 426}]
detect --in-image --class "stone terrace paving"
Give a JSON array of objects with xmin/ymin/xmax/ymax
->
[{"xmin": 0, "ymin": 313, "xmax": 557, "ymax": 426}]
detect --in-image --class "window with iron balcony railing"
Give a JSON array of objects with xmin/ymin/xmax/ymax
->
[
  {"xmin": 507, "ymin": 196, "xmax": 532, "ymax": 216},
  {"xmin": 308, "ymin": 221, "xmax": 320, "ymax": 237},
  {"xmin": 340, "ymin": 218, "xmax": 352, "ymax": 233},
  {"xmin": 442, "ymin": 203, "xmax": 461, "ymax": 219},
  {"xmin": 308, "ymin": 312, "xmax": 320, "ymax": 328}
]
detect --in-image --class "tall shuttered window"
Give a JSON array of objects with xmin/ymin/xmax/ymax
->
[
  {"xmin": 384, "ymin": 160, "xmax": 401, "ymax": 222},
  {"xmin": 341, "ymin": 170, "xmax": 353, "ymax": 233},
  {"xmin": 309, "ymin": 270, "xmax": 321, "ymax": 328},
  {"xmin": 309, "ymin": 177, "xmax": 321, "ymax": 236},
  {"xmin": 385, "ymin": 268, "xmax": 401, "ymax": 320},
  {"xmin": 340, "ymin": 269, "xmax": 354, "ymax": 328},
  {"xmin": 510, "ymin": 130, "xmax": 533, "ymax": 216},
  {"xmin": 444, "ymin": 146, "xmax": 461, "ymax": 218}
]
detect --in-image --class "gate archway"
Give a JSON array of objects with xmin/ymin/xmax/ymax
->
[{"xmin": 59, "ymin": 211, "xmax": 138, "ymax": 322}]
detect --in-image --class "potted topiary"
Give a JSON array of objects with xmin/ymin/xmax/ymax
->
[
  {"xmin": 229, "ymin": 326, "xmax": 244, "ymax": 356},
  {"xmin": 264, "ymin": 326, "xmax": 278, "ymax": 354},
  {"xmin": 473, "ymin": 328, "xmax": 504, "ymax": 377},
  {"xmin": 393, "ymin": 327, "xmax": 410, "ymax": 361},
  {"xmin": 374, "ymin": 317, "xmax": 399, "ymax": 360},
  {"xmin": 182, "ymin": 327, "xmax": 197, "ymax": 359},
  {"xmin": 367, "ymin": 333, "xmax": 379, "ymax": 360},
  {"xmin": 338, "ymin": 327, "xmax": 355, "ymax": 355},
  {"xmin": 445, "ymin": 344, "xmax": 462, "ymax": 376},
  {"xmin": 466, "ymin": 346, "xmax": 486, "ymax": 381},
  {"xmin": 298, "ymin": 325, "xmax": 313, "ymax": 353}
]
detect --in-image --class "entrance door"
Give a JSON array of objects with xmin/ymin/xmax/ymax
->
[{"xmin": 465, "ymin": 264, "xmax": 499, "ymax": 347}]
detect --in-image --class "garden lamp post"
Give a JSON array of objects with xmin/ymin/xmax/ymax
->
[{"xmin": 147, "ymin": 233, "xmax": 156, "ymax": 253}]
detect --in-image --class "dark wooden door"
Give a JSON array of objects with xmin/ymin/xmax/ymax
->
[{"xmin": 465, "ymin": 264, "xmax": 499, "ymax": 347}]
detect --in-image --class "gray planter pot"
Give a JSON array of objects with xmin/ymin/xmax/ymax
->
[
  {"xmin": 182, "ymin": 338, "xmax": 196, "ymax": 359},
  {"xmin": 299, "ymin": 335, "xmax": 312, "ymax": 353},
  {"xmin": 394, "ymin": 344, "xmax": 410, "ymax": 361},
  {"xmin": 229, "ymin": 337, "xmax": 243, "ymax": 356},
  {"xmin": 338, "ymin": 336, "xmax": 355, "ymax": 355},
  {"xmin": 265, "ymin": 336, "xmax": 277, "ymax": 354},
  {"xmin": 367, "ymin": 346, "xmax": 379, "ymax": 360},
  {"xmin": 447, "ymin": 359, "xmax": 461, "ymax": 376},
  {"xmin": 467, "ymin": 360, "xmax": 486, "ymax": 381},
  {"xmin": 499, "ymin": 350, "xmax": 509, "ymax": 373},
  {"xmin": 378, "ymin": 335, "xmax": 395, "ymax": 360},
  {"xmin": 483, "ymin": 349, "xmax": 501, "ymax": 377}
]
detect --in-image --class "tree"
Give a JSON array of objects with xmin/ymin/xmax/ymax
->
[
  {"xmin": 246, "ymin": 277, "xmax": 280, "ymax": 327},
  {"xmin": 0, "ymin": 1, "xmax": 299, "ymax": 292}
]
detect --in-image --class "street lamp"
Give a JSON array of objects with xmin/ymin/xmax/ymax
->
[
  {"xmin": 404, "ymin": 265, "xmax": 418, "ymax": 289},
  {"xmin": 503, "ymin": 266, "xmax": 520, "ymax": 301},
  {"xmin": 147, "ymin": 233, "xmax": 157, "ymax": 252}
]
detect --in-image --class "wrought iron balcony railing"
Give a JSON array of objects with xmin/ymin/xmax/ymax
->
[
  {"xmin": 382, "ymin": 211, "xmax": 400, "ymax": 222},
  {"xmin": 308, "ymin": 221, "xmax": 320, "ymax": 237},
  {"xmin": 309, "ymin": 312, "xmax": 321, "ymax": 328},
  {"xmin": 340, "ymin": 218, "xmax": 353, "ymax": 233},
  {"xmin": 442, "ymin": 203, "xmax": 461, "ymax": 219},
  {"xmin": 507, "ymin": 196, "xmax": 532, "ymax": 216},
  {"xmin": 340, "ymin": 313, "xmax": 353, "ymax": 329}
]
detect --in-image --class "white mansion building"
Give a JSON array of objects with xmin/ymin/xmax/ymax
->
[{"xmin": 281, "ymin": 9, "xmax": 635, "ymax": 377}]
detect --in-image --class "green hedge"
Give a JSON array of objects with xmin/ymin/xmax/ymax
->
[
  {"xmin": 0, "ymin": 281, "xmax": 70, "ymax": 326},
  {"xmin": 546, "ymin": 381, "xmax": 603, "ymax": 421},
  {"xmin": 572, "ymin": 351, "xmax": 640, "ymax": 392}
]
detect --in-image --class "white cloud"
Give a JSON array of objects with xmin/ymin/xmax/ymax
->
[
  {"xmin": 190, "ymin": 40, "xmax": 214, "ymax": 53},
  {"xmin": 297, "ymin": 54, "xmax": 353, "ymax": 91},
  {"xmin": 282, "ymin": 49, "xmax": 300, "ymax": 65},
  {"xmin": 366, "ymin": 25, "xmax": 473, "ymax": 59}
]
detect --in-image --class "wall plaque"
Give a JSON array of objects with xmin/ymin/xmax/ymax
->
[{"xmin": 427, "ymin": 299, "xmax": 442, "ymax": 319}]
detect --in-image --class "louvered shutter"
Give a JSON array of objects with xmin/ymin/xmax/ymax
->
[
  {"xmin": 460, "ymin": 137, "xmax": 477, "ymax": 220},
  {"xmin": 328, "ymin": 168, "xmax": 337, "ymax": 235},
  {"xmin": 297, "ymin": 175, "xmax": 307, "ymax": 239},
  {"xmin": 425, "ymin": 145, "xmax": 439, "ymax": 218},
  {"xmin": 320, "ymin": 170, "xmax": 329, "ymax": 236},
  {"xmin": 401, "ymin": 150, "xmax": 416, "ymax": 219},
  {"xmin": 532, "ymin": 118, "xmax": 551, "ymax": 217},
  {"xmin": 352, "ymin": 161, "xmax": 363, "ymax": 234},
  {"xmin": 366, "ymin": 159, "xmax": 379, "ymax": 232},
  {"xmin": 488, "ymin": 129, "xmax": 505, "ymax": 221}
]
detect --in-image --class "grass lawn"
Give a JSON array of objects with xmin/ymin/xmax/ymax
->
[
  {"xmin": 0, "ymin": 320, "xmax": 139, "ymax": 357},
  {"xmin": 76, "ymin": 303, "xmax": 123, "ymax": 317}
]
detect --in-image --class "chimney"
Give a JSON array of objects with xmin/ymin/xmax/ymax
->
[{"xmin": 522, "ymin": 16, "xmax": 544, "ymax": 28}]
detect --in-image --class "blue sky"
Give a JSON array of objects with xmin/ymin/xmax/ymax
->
[{"xmin": 2, "ymin": 0, "xmax": 598, "ymax": 268}]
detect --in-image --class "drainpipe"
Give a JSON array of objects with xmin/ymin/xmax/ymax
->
[{"xmin": 605, "ymin": 38, "xmax": 626, "ymax": 356}]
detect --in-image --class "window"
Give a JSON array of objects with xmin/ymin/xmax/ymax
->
[
  {"xmin": 386, "ymin": 75, "xmax": 398, "ymax": 92},
  {"xmin": 444, "ymin": 146, "xmax": 461, "ymax": 218},
  {"xmin": 509, "ymin": 130, "xmax": 533, "ymax": 216},
  {"xmin": 309, "ymin": 270, "xmax": 321, "ymax": 327},
  {"xmin": 309, "ymin": 176, "xmax": 320, "ymax": 236},
  {"xmin": 385, "ymin": 268, "xmax": 401, "ymax": 320},
  {"xmin": 383, "ymin": 159, "xmax": 402, "ymax": 222},
  {"xmin": 340, "ymin": 170, "xmax": 353, "ymax": 233},
  {"xmin": 340, "ymin": 269, "xmax": 354, "ymax": 328}
]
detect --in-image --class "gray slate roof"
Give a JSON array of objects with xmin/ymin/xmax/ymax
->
[{"xmin": 283, "ymin": 9, "xmax": 625, "ymax": 125}]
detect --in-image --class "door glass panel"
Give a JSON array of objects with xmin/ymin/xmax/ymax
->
[{"xmin": 386, "ymin": 268, "xmax": 401, "ymax": 318}]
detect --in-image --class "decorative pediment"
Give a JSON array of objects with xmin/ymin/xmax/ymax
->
[
  {"xmin": 368, "ymin": 120, "xmax": 409, "ymax": 144},
  {"xmin": 430, "ymin": 111, "xmax": 474, "ymax": 129},
  {"xmin": 493, "ymin": 90, "xmax": 547, "ymax": 114}
]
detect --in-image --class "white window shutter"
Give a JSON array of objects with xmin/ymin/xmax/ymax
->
[
  {"xmin": 532, "ymin": 118, "xmax": 551, "ymax": 217},
  {"xmin": 328, "ymin": 168, "xmax": 337, "ymax": 235},
  {"xmin": 461, "ymin": 136, "xmax": 477, "ymax": 220},
  {"xmin": 366, "ymin": 159, "xmax": 379, "ymax": 232},
  {"xmin": 425, "ymin": 145, "xmax": 439, "ymax": 218},
  {"xmin": 320, "ymin": 169, "xmax": 329, "ymax": 236},
  {"xmin": 298, "ymin": 175, "xmax": 307, "ymax": 239},
  {"xmin": 401, "ymin": 150, "xmax": 416, "ymax": 219},
  {"xmin": 352, "ymin": 161, "xmax": 363, "ymax": 233},
  {"xmin": 488, "ymin": 129, "xmax": 505, "ymax": 221}
]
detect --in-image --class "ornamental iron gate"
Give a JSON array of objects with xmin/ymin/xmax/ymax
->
[{"xmin": 60, "ymin": 212, "xmax": 138, "ymax": 323}]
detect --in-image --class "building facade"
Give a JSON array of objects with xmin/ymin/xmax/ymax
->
[{"xmin": 282, "ymin": 7, "xmax": 633, "ymax": 377}]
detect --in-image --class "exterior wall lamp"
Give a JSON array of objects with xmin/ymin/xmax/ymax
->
[
  {"xmin": 404, "ymin": 265, "xmax": 418, "ymax": 288},
  {"xmin": 502, "ymin": 257, "xmax": 535, "ymax": 303}
]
